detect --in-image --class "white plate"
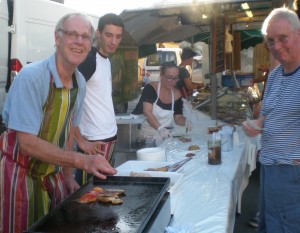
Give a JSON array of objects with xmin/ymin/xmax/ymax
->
[
  {"xmin": 116, "ymin": 160, "xmax": 174, "ymax": 172},
  {"xmin": 168, "ymin": 147, "xmax": 204, "ymax": 154},
  {"xmin": 115, "ymin": 170, "xmax": 183, "ymax": 187}
]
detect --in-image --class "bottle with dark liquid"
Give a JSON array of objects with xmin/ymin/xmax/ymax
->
[{"xmin": 208, "ymin": 132, "xmax": 221, "ymax": 165}]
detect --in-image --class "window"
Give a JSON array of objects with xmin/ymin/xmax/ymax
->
[{"xmin": 146, "ymin": 51, "xmax": 177, "ymax": 66}]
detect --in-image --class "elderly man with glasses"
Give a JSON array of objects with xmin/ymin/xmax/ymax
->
[
  {"xmin": 243, "ymin": 7, "xmax": 300, "ymax": 233},
  {"xmin": 0, "ymin": 13, "xmax": 117, "ymax": 233}
]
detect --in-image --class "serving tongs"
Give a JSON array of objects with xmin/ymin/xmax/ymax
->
[
  {"xmin": 145, "ymin": 157, "xmax": 192, "ymax": 172},
  {"xmin": 168, "ymin": 157, "xmax": 192, "ymax": 171}
]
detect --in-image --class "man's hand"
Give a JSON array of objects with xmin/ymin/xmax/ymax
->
[
  {"xmin": 78, "ymin": 140, "xmax": 106, "ymax": 155},
  {"xmin": 64, "ymin": 175, "xmax": 80, "ymax": 196},
  {"xmin": 74, "ymin": 126, "xmax": 105, "ymax": 155},
  {"xmin": 82, "ymin": 154, "xmax": 117, "ymax": 180},
  {"xmin": 242, "ymin": 119, "xmax": 263, "ymax": 137},
  {"xmin": 63, "ymin": 167, "xmax": 80, "ymax": 196}
]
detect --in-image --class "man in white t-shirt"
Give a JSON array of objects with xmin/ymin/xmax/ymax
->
[{"xmin": 74, "ymin": 13, "xmax": 124, "ymax": 185}]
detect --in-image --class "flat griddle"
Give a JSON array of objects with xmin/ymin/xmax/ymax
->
[{"xmin": 25, "ymin": 175, "xmax": 170, "ymax": 233}]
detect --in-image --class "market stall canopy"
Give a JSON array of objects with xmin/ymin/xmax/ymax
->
[
  {"xmin": 240, "ymin": 29, "xmax": 264, "ymax": 49},
  {"xmin": 119, "ymin": 0, "xmax": 292, "ymax": 54},
  {"xmin": 182, "ymin": 29, "xmax": 263, "ymax": 50}
]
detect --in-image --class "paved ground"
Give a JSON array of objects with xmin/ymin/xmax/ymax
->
[{"xmin": 233, "ymin": 162, "xmax": 260, "ymax": 233}]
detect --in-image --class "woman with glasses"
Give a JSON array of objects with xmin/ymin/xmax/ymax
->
[{"xmin": 132, "ymin": 61, "xmax": 191, "ymax": 145}]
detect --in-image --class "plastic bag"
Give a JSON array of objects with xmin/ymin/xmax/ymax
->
[{"xmin": 245, "ymin": 83, "xmax": 261, "ymax": 104}]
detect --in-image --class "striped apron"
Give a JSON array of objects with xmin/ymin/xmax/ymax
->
[{"xmin": 0, "ymin": 74, "xmax": 78, "ymax": 233}]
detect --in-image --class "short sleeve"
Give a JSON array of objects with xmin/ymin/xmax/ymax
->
[
  {"xmin": 77, "ymin": 47, "xmax": 97, "ymax": 81},
  {"xmin": 132, "ymin": 84, "xmax": 157, "ymax": 114},
  {"xmin": 177, "ymin": 67, "xmax": 190, "ymax": 89},
  {"xmin": 5, "ymin": 74, "xmax": 46, "ymax": 134},
  {"xmin": 179, "ymin": 67, "xmax": 190, "ymax": 79}
]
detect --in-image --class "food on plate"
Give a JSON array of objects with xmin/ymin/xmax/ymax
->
[
  {"xmin": 178, "ymin": 137, "xmax": 192, "ymax": 143},
  {"xmin": 79, "ymin": 187, "xmax": 125, "ymax": 205},
  {"xmin": 130, "ymin": 171, "xmax": 152, "ymax": 177},
  {"xmin": 188, "ymin": 145, "xmax": 200, "ymax": 150},
  {"xmin": 186, "ymin": 153, "xmax": 196, "ymax": 158}
]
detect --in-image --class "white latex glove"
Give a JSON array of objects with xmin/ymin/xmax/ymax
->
[
  {"xmin": 157, "ymin": 126, "xmax": 171, "ymax": 139},
  {"xmin": 153, "ymin": 135, "xmax": 163, "ymax": 146},
  {"xmin": 185, "ymin": 120, "xmax": 192, "ymax": 132}
]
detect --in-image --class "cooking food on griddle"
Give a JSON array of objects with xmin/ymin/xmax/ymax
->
[
  {"xmin": 79, "ymin": 187, "xmax": 104, "ymax": 203},
  {"xmin": 188, "ymin": 145, "xmax": 200, "ymax": 150},
  {"xmin": 97, "ymin": 192, "xmax": 123, "ymax": 205},
  {"xmin": 79, "ymin": 186, "xmax": 125, "ymax": 205}
]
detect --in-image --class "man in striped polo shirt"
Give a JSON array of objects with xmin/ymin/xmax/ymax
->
[{"xmin": 243, "ymin": 7, "xmax": 300, "ymax": 233}]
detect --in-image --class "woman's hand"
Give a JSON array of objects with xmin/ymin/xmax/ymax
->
[
  {"xmin": 157, "ymin": 126, "xmax": 171, "ymax": 139},
  {"xmin": 185, "ymin": 120, "xmax": 192, "ymax": 132}
]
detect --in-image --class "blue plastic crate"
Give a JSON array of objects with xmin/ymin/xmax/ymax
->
[{"xmin": 222, "ymin": 74, "xmax": 253, "ymax": 87}]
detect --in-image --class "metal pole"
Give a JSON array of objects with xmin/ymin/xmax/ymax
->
[{"xmin": 210, "ymin": 19, "xmax": 217, "ymax": 120}]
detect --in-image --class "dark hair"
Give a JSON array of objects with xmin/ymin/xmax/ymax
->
[
  {"xmin": 98, "ymin": 13, "xmax": 124, "ymax": 32},
  {"xmin": 160, "ymin": 61, "xmax": 178, "ymax": 74},
  {"xmin": 181, "ymin": 48, "xmax": 197, "ymax": 60}
]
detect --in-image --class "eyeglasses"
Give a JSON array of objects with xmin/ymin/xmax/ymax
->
[
  {"xmin": 165, "ymin": 75, "xmax": 179, "ymax": 82},
  {"xmin": 59, "ymin": 29, "xmax": 92, "ymax": 42},
  {"xmin": 265, "ymin": 35, "xmax": 289, "ymax": 48}
]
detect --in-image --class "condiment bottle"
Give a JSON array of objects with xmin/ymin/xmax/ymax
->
[{"xmin": 207, "ymin": 132, "xmax": 221, "ymax": 165}]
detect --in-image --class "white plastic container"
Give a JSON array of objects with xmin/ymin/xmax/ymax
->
[
  {"xmin": 220, "ymin": 126, "xmax": 234, "ymax": 152},
  {"xmin": 136, "ymin": 147, "xmax": 166, "ymax": 161}
]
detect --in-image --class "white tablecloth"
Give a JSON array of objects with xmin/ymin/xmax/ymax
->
[{"xmin": 160, "ymin": 118, "xmax": 258, "ymax": 233}]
